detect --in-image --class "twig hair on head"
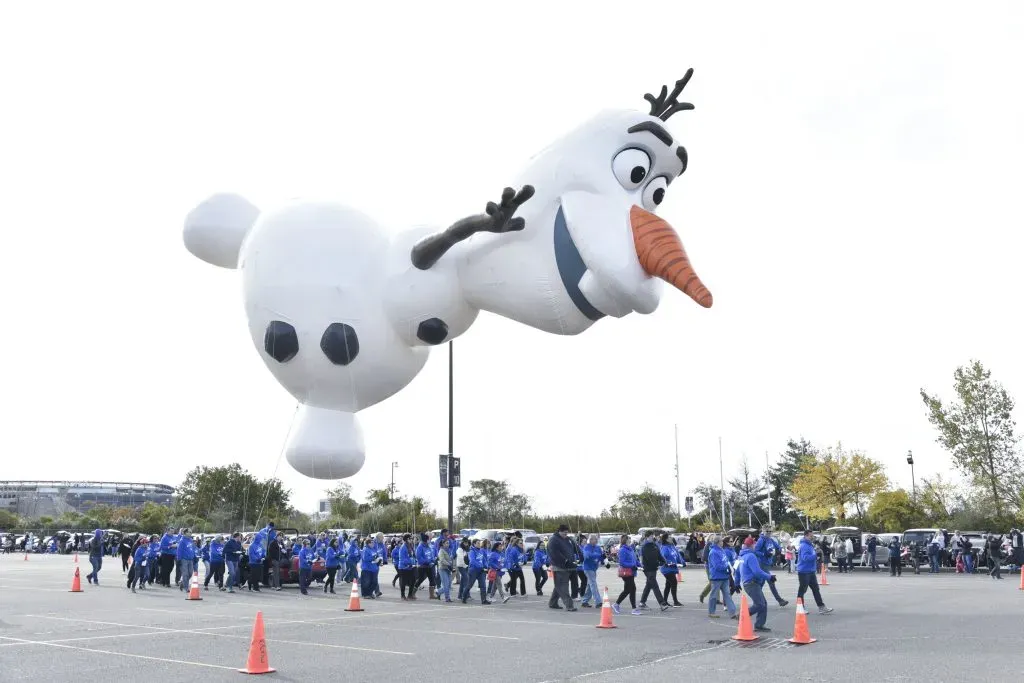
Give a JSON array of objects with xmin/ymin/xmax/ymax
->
[{"xmin": 644, "ymin": 68, "xmax": 695, "ymax": 121}]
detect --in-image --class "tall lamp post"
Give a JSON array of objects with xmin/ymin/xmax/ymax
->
[
  {"xmin": 906, "ymin": 450, "xmax": 916, "ymax": 498},
  {"xmin": 390, "ymin": 461, "xmax": 399, "ymax": 501},
  {"xmin": 447, "ymin": 341, "xmax": 454, "ymax": 531}
]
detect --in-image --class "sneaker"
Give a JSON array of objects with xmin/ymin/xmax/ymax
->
[
  {"xmin": 566, "ymin": 607, "xmax": 577, "ymax": 612},
  {"xmin": 638, "ymin": 603, "xmax": 649, "ymax": 610},
  {"xmin": 730, "ymin": 613, "xmax": 739, "ymax": 620},
  {"xmin": 778, "ymin": 599, "xmax": 789, "ymax": 607},
  {"xmin": 612, "ymin": 603, "xmax": 621, "ymax": 615},
  {"xmin": 630, "ymin": 609, "xmax": 642, "ymax": 616},
  {"xmin": 580, "ymin": 603, "xmax": 592, "ymax": 608},
  {"xmin": 502, "ymin": 596, "xmax": 510, "ymax": 604},
  {"xmin": 754, "ymin": 626, "xmax": 772, "ymax": 632},
  {"xmin": 819, "ymin": 606, "xmax": 834, "ymax": 614},
  {"xmin": 660, "ymin": 603, "xmax": 670, "ymax": 612},
  {"xmin": 708, "ymin": 613, "xmax": 720, "ymax": 618}
]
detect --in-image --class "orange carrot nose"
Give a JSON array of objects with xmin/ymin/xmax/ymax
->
[{"xmin": 631, "ymin": 205, "xmax": 712, "ymax": 308}]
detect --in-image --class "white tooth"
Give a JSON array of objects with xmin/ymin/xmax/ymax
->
[{"xmin": 579, "ymin": 270, "xmax": 631, "ymax": 318}]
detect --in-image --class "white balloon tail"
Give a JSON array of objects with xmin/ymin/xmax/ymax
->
[
  {"xmin": 285, "ymin": 405, "xmax": 366, "ymax": 479},
  {"xmin": 183, "ymin": 193, "xmax": 260, "ymax": 269}
]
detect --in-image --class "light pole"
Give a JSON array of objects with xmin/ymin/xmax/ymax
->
[
  {"xmin": 906, "ymin": 450, "xmax": 915, "ymax": 498},
  {"xmin": 390, "ymin": 461, "xmax": 399, "ymax": 501},
  {"xmin": 447, "ymin": 341, "xmax": 454, "ymax": 531},
  {"xmin": 673, "ymin": 424, "xmax": 681, "ymax": 521}
]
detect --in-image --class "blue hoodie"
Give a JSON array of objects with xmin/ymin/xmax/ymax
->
[
  {"xmin": 738, "ymin": 547, "xmax": 772, "ymax": 584},
  {"xmin": 532, "ymin": 548, "xmax": 548, "ymax": 570},
  {"xmin": 133, "ymin": 544, "xmax": 148, "ymax": 568},
  {"xmin": 147, "ymin": 541, "xmax": 160, "ymax": 562},
  {"xmin": 89, "ymin": 529, "xmax": 104, "ymax": 557},
  {"xmin": 209, "ymin": 541, "xmax": 224, "ymax": 564},
  {"xmin": 659, "ymin": 544, "xmax": 683, "ymax": 575},
  {"xmin": 507, "ymin": 545, "xmax": 523, "ymax": 569},
  {"xmin": 468, "ymin": 546, "xmax": 486, "ymax": 570},
  {"xmin": 708, "ymin": 544, "xmax": 731, "ymax": 580},
  {"xmin": 391, "ymin": 545, "xmax": 401, "ymax": 566},
  {"xmin": 361, "ymin": 542, "xmax": 380, "ymax": 573},
  {"xmin": 487, "ymin": 549, "xmax": 505, "ymax": 575},
  {"xmin": 200, "ymin": 543, "xmax": 210, "ymax": 563},
  {"xmin": 224, "ymin": 538, "xmax": 242, "ymax": 562},
  {"xmin": 325, "ymin": 546, "xmax": 342, "ymax": 569},
  {"xmin": 397, "ymin": 544, "xmax": 415, "ymax": 570},
  {"xmin": 415, "ymin": 542, "xmax": 434, "ymax": 566},
  {"xmin": 347, "ymin": 540, "xmax": 360, "ymax": 564},
  {"xmin": 298, "ymin": 546, "xmax": 316, "ymax": 570},
  {"xmin": 176, "ymin": 536, "xmax": 196, "ymax": 561},
  {"xmin": 617, "ymin": 544, "xmax": 638, "ymax": 575},
  {"xmin": 796, "ymin": 537, "xmax": 818, "ymax": 573},
  {"xmin": 754, "ymin": 534, "xmax": 779, "ymax": 567},
  {"xmin": 247, "ymin": 537, "xmax": 265, "ymax": 563},
  {"xmin": 582, "ymin": 543, "xmax": 604, "ymax": 571},
  {"xmin": 159, "ymin": 532, "xmax": 176, "ymax": 555}
]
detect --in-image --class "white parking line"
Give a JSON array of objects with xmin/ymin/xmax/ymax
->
[{"xmin": 0, "ymin": 636, "xmax": 238, "ymax": 670}]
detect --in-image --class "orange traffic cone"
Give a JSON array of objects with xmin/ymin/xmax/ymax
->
[
  {"xmin": 820, "ymin": 563, "xmax": 829, "ymax": 586},
  {"xmin": 239, "ymin": 611, "xmax": 275, "ymax": 674},
  {"xmin": 186, "ymin": 571, "xmax": 202, "ymax": 601},
  {"xmin": 731, "ymin": 593, "xmax": 758, "ymax": 641},
  {"xmin": 596, "ymin": 586, "xmax": 617, "ymax": 629},
  {"xmin": 69, "ymin": 567, "xmax": 83, "ymax": 593},
  {"xmin": 344, "ymin": 580, "xmax": 364, "ymax": 612},
  {"xmin": 788, "ymin": 598, "xmax": 816, "ymax": 644}
]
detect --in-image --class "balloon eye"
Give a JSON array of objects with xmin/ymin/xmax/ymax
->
[{"xmin": 613, "ymin": 148, "xmax": 652, "ymax": 191}]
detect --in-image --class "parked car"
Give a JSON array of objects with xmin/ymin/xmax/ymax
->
[
  {"xmin": 823, "ymin": 526, "xmax": 862, "ymax": 566},
  {"xmin": 870, "ymin": 532, "xmax": 902, "ymax": 566},
  {"xmin": 902, "ymin": 528, "xmax": 948, "ymax": 566}
]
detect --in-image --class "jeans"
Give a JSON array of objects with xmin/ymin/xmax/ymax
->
[
  {"xmin": 179, "ymin": 559, "xmax": 194, "ymax": 589},
  {"xmin": 458, "ymin": 567, "xmax": 469, "ymax": 595},
  {"xmin": 797, "ymin": 571, "xmax": 825, "ymax": 607},
  {"xmin": 964, "ymin": 553, "xmax": 974, "ymax": 573},
  {"xmin": 345, "ymin": 561, "xmax": 359, "ymax": 583},
  {"xmin": 88, "ymin": 555, "xmax": 102, "ymax": 583},
  {"xmin": 869, "ymin": 550, "xmax": 877, "ymax": 570},
  {"xmin": 533, "ymin": 567, "xmax": 548, "ymax": 594},
  {"xmin": 582, "ymin": 569, "xmax": 600, "ymax": 604},
  {"xmin": 226, "ymin": 560, "xmax": 238, "ymax": 589},
  {"xmin": 130, "ymin": 562, "xmax": 146, "ymax": 589},
  {"xmin": 708, "ymin": 578, "xmax": 736, "ymax": 615},
  {"xmin": 203, "ymin": 560, "xmax": 212, "ymax": 585},
  {"xmin": 929, "ymin": 552, "xmax": 940, "ymax": 573},
  {"xmin": 743, "ymin": 581, "xmax": 768, "ymax": 629},
  {"xmin": 439, "ymin": 568, "xmax": 452, "ymax": 600},
  {"xmin": 299, "ymin": 567, "xmax": 312, "ymax": 593}
]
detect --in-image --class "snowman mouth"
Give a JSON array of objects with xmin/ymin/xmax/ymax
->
[{"xmin": 553, "ymin": 205, "xmax": 606, "ymax": 321}]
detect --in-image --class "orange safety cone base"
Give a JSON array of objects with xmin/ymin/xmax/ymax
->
[
  {"xmin": 344, "ymin": 606, "xmax": 364, "ymax": 612},
  {"xmin": 344, "ymin": 584, "xmax": 364, "ymax": 612},
  {"xmin": 240, "ymin": 612, "xmax": 275, "ymax": 674}
]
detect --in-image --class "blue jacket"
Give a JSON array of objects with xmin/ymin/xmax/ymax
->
[
  {"xmin": 738, "ymin": 548, "xmax": 772, "ymax": 584},
  {"xmin": 298, "ymin": 547, "xmax": 316, "ymax": 570},
  {"xmin": 147, "ymin": 542, "xmax": 160, "ymax": 561},
  {"xmin": 708, "ymin": 545, "xmax": 731, "ymax": 580},
  {"xmin": 224, "ymin": 539, "xmax": 242, "ymax": 562},
  {"xmin": 507, "ymin": 545, "xmax": 524, "ymax": 568},
  {"xmin": 582, "ymin": 543, "xmax": 604, "ymax": 571},
  {"xmin": 361, "ymin": 542, "xmax": 380, "ymax": 572},
  {"xmin": 796, "ymin": 538, "xmax": 818, "ymax": 573},
  {"xmin": 209, "ymin": 541, "xmax": 224, "ymax": 564},
  {"xmin": 247, "ymin": 538, "xmax": 265, "ymax": 563},
  {"xmin": 754, "ymin": 535, "xmax": 779, "ymax": 566},
  {"xmin": 617, "ymin": 544, "xmax": 638, "ymax": 575},
  {"xmin": 176, "ymin": 536, "xmax": 196, "ymax": 561},
  {"xmin": 487, "ymin": 549, "xmax": 505, "ymax": 575},
  {"xmin": 660, "ymin": 544, "xmax": 684, "ymax": 575},
  {"xmin": 888, "ymin": 540, "xmax": 901, "ymax": 559},
  {"xmin": 159, "ymin": 533, "xmax": 176, "ymax": 555},
  {"xmin": 200, "ymin": 544, "xmax": 210, "ymax": 562},
  {"xmin": 391, "ymin": 546, "xmax": 401, "ymax": 566},
  {"xmin": 347, "ymin": 540, "xmax": 360, "ymax": 563},
  {"xmin": 397, "ymin": 544, "xmax": 415, "ymax": 570},
  {"xmin": 468, "ymin": 546, "xmax": 486, "ymax": 570},
  {"xmin": 89, "ymin": 529, "xmax": 104, "ymax": 557},
  {"xmin": 133, "ymin": 545, "xmax": 148, "ymax": 567},
  {"xmin": 532, "ymin": 549, "xmax": 548, "ymax": 569},
  {"xmin": 325, "ymin": 547, "xmax": 342, "ymax": 569},
  {"xmin": 415, "ymin": 543, "xmax": 434, "ymax": 566}
]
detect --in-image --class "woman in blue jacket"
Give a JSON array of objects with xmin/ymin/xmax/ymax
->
[
  {"xmin": 146, "ymin": 535, "xmax": 160, "ymax": 586},
  {"xmin": 487, "ymin": 541, "xmax": 510, "ymax": 603},
  {"xmin": 796, "ymin": 530, "xmax": 832, "ymax": 614},
  {"xmin": 246, "ymin": 534, "xmax": 265, "ymax": 592},
  {"xmin": 505, "ymin": 537, "xmax": 526, "ymax": 597},
  {"xmin": 738, "ymin": 538, "xmax": 774, "ymax": 631},
  {"xmin": 324, "ymin": 538, "xmax": 342, "ymax": 594},
  {"xmin": 659, "ymin": 534, "xmax": 685, "ymax": 607},
  {"xmin": 391, "ymin": 542, "xmax": 402, "ymax": 589},
  {"xmin": 223, "ymin": 532, "xmax": 243, "ymax": 593},
  {"xmin": 397, "ymin": 535, "xmax": 417, "ymax": 600},
  {"xmin": 462, "ymin": 539, "xmax": 491, "ymax": 605},
  {"xmin": 580, "ymin": 534, "xmax": 606, "ymax": 607},
  {"xmin": 130, "ymin": 538, "xmax": 149, "ymax": 593},
  {"xmin": 176, "ymin": 531, "xmax": 196, "ymax": 592},
  {"xmin": 613, "ymin": 535, "xmax": 640, "ymax": 615},
  {"xmin": 532, "ymin": 541, "xmax": 549, "ymax": 596},
  {"xmin": 204, "ymin": 535, "xmax": 226, "ymax": 591}
]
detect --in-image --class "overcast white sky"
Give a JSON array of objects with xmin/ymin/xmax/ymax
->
[{"xmin": 2, "ymin": 3, "xmax": 1022, "ymax": 521}]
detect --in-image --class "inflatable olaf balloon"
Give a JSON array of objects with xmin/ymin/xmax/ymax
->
[{"xmin": 183, "ymin": 69, "xmax": 713, "ymax": 480}]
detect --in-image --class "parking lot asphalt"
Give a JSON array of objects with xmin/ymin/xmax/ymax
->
[{"xmin": 1, "ymin": 554, "xmax": 1021, "ymax": 682}]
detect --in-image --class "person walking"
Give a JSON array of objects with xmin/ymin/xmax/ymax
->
[
  {"xmin": 698, "ymin": 535, "xmax": 714, "ymax": 603},
  {"xmin": 638, "ymin": 530, "xmax": 670, "ymax": 612},
  {"xmin": 224, "ymin": 532, "xmax": 242, "ymax": 593},
  {"xmin": 324, "ymin": 538, "xmax": 341, "ymax": 594},
  {"xmin": 246, "ymin": 532, "xmax": 265, "ymax": 592},
  {"xmin": 146, "ymin": 534, "xmax": 160, "ymax": 585},
  {"xmin": 928, "ymin": 533, "xmax": 943, "ymax": 574},
  {"xmin": 129, "ymin": 537, "xmax": 149, "ymax": 593},
  {"xmin": 297, "ymin": 539, "xmax": 315, "ymax": 595},
  {"xmin": 415, "ymin": 533, "xmax": 436, "ymax": 599},
  {"xmin": 506, "ymin": 537, "xmax": 527, "ymax": 597},
  {"xmin": 795, "ymin": 530, "xmax": 833, "ymax": 614},
  {"xmin": 205, "ymin": 535, "xmax": 225, "ymax": 591},
  {"xmin": 832, "ymin": 535, "xmax": 848, "ymax": 573},
  {"xmin": 546, "ymin": 524, "xmax": 577, "ymax": 611},
  {"xmin": 888, "ymin": 536, "xmax": 902, "ymax": 577},
  {"xmin": 487, "ymin": 541, "xmax": 511, "ymax": 603},
  {"xmin": 612, "ymin": 534, "xmax": 640, "ymax": 616},
  {"xmin": 84, "ymin": 528, "xmax": 104, "ymax": 585},
  {"xmin": 457, "ymin": 538, "xmax": 473, "ymax": 601},
  {"xmin": 960, "ymin": 536, "xmax": 974, "ymax": 574},
  {"xmin": 532, "ymin": 541, "xmax": 549, "ymax": 596},
  {"xmin": 397, "ymin": 534, "xmax": 418, "ymax": 600},
  {"xmin": 738, "ymin": 536, "xmax": 775, "ymax": 632},
  {"xmin": 437, "ymin": 538, "xmax": 455, "ymax": 603},
  {"xmin": 175, "ymin": 531, "xmax": 196, "ymax": 592},
  {"xmin": 462, "ymin": 539, "xmax": 490, "ymax": 605},
  {"xmin": 706, "ymin": 535, "xmax": 737, "ymax": 619},
  {"xmin": 987, "ymin": 535, "xmax": 1003, "ymax": 579},
  {"xmin": 579, "ymin": 534, "xmax": 605, "ymax": 608},
  {"xmin": 157, "ymin": 527, "xmax": 177, "ymax": 587},
  {"xmin": 866, "ymin": 535, "xmax": 879, "ymax": 572},
  {"xmin": 659, "ymin": 534, "xmax": 684, "ymax": 607}
]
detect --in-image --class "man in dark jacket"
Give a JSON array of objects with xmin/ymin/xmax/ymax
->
[
  {"xmin": 546, "ymin": 525, "xmax": 577, "ymax": 612},
  {"xmin": 639, "ymin": 530, "xmax": 670, "ymax": 611}
]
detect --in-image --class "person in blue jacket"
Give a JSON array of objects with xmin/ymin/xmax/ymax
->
[
  {"xmin": 738, "ymin": 536, "xmax": 775, "ymax": 631},
  {"xmin": 391, "ymin": 541, "xmax": 402, "ymax": 589},
  {"xmin": 754, "ymin": 529, "xmax": 789, "ymax": 607},
  {"xmin": 297, "ymin": 538, "xmax": 316, "ymax": 595},
  {"xmin": 158, "ymin": 527, "xmax": 177, "ymax": 587},
  {"xmin": 397, "ymin": 534, "xmax": 418, "ymax": 600},
  {"xmin": 324, "ymin": 538, "xmax": 342, "ymax": 594},
  {"xmin": 415, "ymin": 533, "xmax": 437, "ymax": 599},
  {"xmin": 223, "ymin": 532, "xmax": 243, "ymax": 593},
  {"xmin": 580, "ymin": 534, "xmax": 606, "ymax": 607},
  {"xmin": 706, "ymin": 535, "xmax": 737, "ymax": 618},
  {"xmin": 796, "ymin": 530, "xmax": 833, "ymax": 614},
  {"xmin": 659, "ymin": 534, "xmax": 685, "ymax": 607},
  {"xmin": 612, "ymin": 535, "xmax": 640, "ymax": 616},
  {"xmin": 505, "ymin": 537, "xmax": 527, "ymax": 597},
  {"xmin": 86, "ymin": 528, "xmax": 104, "ymax": 585},
  {"xmin": 345, "ymin": 535, "xmax": 361, "ymax": 584},
  {"xmin": 204, "ymin": 535, "xmax": 225, "ymax": 591},
  {"xmin": 247, "ymin": 533, "xmax": 266, "ymax": 592},
  {"xmin": 360, "ymin": 535, "xmax": 382, "ymax": 598},
  {"xmin": 487, "ymin": 541, "xmax": 510, "ymax": 603},
  {"xmin": 146, "ymin": 534, "xmax": 160, "ymax": 585},
  {"xmin": 462, "ymin": 539, "xmax": 491, "ymax": 605},
  {"xmin": 532, "ymin": 541, "xmax": 549, "ymax": 596},
  {"xmin": 199, "ymin": 538, "xmax": 212, "ymax": 589},
  {"xmin": 130, "ymin": 537, "xmax": 149, "ymax": 593},
  {"xmin": 175, "ymin": 530, "xmax": 196, "ymax": 592}
]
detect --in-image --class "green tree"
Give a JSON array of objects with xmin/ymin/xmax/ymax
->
[
  {"xmin": 921, "ymin": 360, "xmax": 1022, "ymax": 519},
  {"xmin": 366, "ymin": 488, "xmax": 394, "ymax": 508},
  {"xmin": 324, "ymin": 483, "xmax": 359, "ymax": 519},
  {"xmin": 791, "ymin": 444, "xmax": 888, "ymax": 521},
  {"xmin": 138, "ymin": 502, "xmax": 170, "ymax": 534},
  {"xmin": 918, "ymin": 474, "xmax": 960, "ymax": 524},
  {"xmin": 457, "ymin": 479, "xmax": 531, "ymax": 527},
  {"xmin": 0, "ymin": 510, "xmax": 22, "ymax": 528},
  {"xmin": 176, "ymin": 464, "xmax": 290, "ymax": 529},
  {"xmin": 37, "ymin": 516, "xmax": 54, "ymax": 527},
  {"xmin": 609, "ymin": 486, "xmax": 674, "ymax": 527},
  {"xmin": 868, "ymin": 489, "xmax": 924, "ymax": 530},
  {"xmin": 767, "ymin": 438, "xmax": 818, "ymax": 527},
  {"xmin": 87, "ymin": 504, "xmax": 114, "ymax": 527}
]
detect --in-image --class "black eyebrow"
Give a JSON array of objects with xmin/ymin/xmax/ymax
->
[
  {"xmin": 676, "ymin": 146, "xmax": 688, "ymax": 174},
  {"xmin": 627, "ymin": 121, "xmax": 673, "ymax": 146}
]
